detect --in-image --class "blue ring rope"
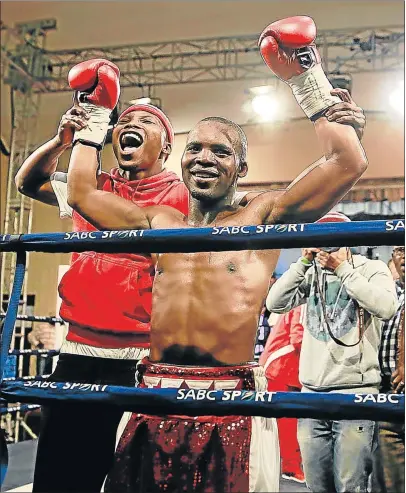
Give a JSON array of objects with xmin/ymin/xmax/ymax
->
[
  {"xmin": 0, "ymin": 381, "xmax": 403, "ymax": 422},
  {"xmin": 0, "ymin": 251, "xmax": 26, "ymax": 383},
  {"xmin": 0, "ymin": 314, "xmax": 64, "ymax": 324},
  {"xmin": 0, "ymin": 219, "xmax": 403, "ymax": 254},
  {"xmin": 0, "ymin": 251, "xmax": 25, "ymax": 486},
  {"xmin": 2, "ymin": 375, "xmax": 50, "ymax": 382},
  {"xmin": 0, "ymin": 403, "xmax": 40, "ymax": 414},
  {"xmin": 8, "ymin": 349, "xmax": 59, "ymax": 356}
]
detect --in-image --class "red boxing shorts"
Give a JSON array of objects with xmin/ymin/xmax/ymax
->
[{"xmin": 106, "ymin": 359, "xmax": 280, "ymax": 492}]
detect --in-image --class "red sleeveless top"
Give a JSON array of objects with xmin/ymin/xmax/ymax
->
[{"xmin": 58, "ymin": 168, "xmax": 188, "ymax": 348}]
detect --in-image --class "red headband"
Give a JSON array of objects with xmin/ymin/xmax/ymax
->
[
  {"xmin": 118, "ymin": 104, "xmax": 174, "ymax": 144},
  {"xmin": 317, "ymin": 212, "xmax": 351, "ymax": 223}
]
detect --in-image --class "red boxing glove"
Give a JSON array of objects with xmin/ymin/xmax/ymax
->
[
  {"xmin": 259, "ymin": 16, "xmax": 316, "ymax": 49},
  {"xmin": 68, "ymin": 58, "xmax": 120, "ymax": 109},
  {"xmin": 68, "ymin": 59, "xmax": 120, "ymax": 149},
  {"xmin": 259, "ymin": 16, "xmax": 340, "ymax": 119},
  {"xmin": 259, "ymin": 16, "xmax": 318, "ymax": 80}
]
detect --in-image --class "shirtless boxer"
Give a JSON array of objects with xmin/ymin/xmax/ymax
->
[
  {"xmin": 15, "ymin": 60, "xmax": 191, "ymax": 492},
  {"xmin": 66, "ymin": 17, "xmax": 368, "ymax": 492},
  {"xmin": 16, "ymin": 58, "xmax": 363, "ymax": 491}
]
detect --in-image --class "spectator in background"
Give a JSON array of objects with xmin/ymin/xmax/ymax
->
[
  {"xmin": 266, "ymin": 212, "xmax": 398, "ymax": 493},
  {"xmin": 254, "ymin": 307, "xmax": 272, "ymax": 361},
  {"xmin": 254, "ymin": 273, "xmax": 278, "ymax": 361},
  {"xmin": 379, "ymin": 245, "xmax": 405, "ymax": 493},
  {"xmin": 388, "ymin": 258, "xmax": 400, "ymax": 282},
  {"xmin": 260, "ymin": 305, "xmax": 305, "ymax": 484},
  {"xmin": 28, "ymin": 322, "xmax": 56, "ymax": 375}
]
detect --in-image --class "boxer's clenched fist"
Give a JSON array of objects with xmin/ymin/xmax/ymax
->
[
  {"xmin": 68, "ymin": 59, "xmax": 120, "ymax": 110},
  {"xmin": 68, "ymin": 58, "xmax": 120, "ymax": 149},
  {"xmin": 258, "ymin": 16, "xmax": 341, "ymax": 119},
  {"xmin": 259, "ymin": 16, "xmax": 318, "ymax": 81},
  {"xmin": 56, "ymin": 106, "xmax": 89, "ymax": 148}
]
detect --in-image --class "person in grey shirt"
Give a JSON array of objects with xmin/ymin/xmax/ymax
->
[{"xmin": 266, "ymin": 212, "xmax": 398, "ymax": 493}]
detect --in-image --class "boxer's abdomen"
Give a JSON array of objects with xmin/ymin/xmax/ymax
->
[{"xmin": 150, "ymin": 249, "xmax": 279, "ymax": 364}]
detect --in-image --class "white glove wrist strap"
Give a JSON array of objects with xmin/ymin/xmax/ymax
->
[
  {"xmin": 288, "ymin": 64, "xmax": 341, "ymax": 119},
  {"xmin": 73, "ymin": 102, "xmax": 111, "ymax": 148}
]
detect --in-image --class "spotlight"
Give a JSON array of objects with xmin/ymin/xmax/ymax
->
[
  {"xmin": 248, "ymin": 85, "xmax": 274, "ymax": 96},
  {"xmin": 251, "ymin": 94, "xmax": 279, "ymax": 121},
  {"xmin": 389, "ymin": 81, "xmax": 404, "ymax": 115}
]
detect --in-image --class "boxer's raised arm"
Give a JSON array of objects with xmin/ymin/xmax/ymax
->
[
  {"xmin": 255, "ymin": 16, "xmax": 367, "ymax": 224},
  {"xmin": 269, "ymin": 117, "xmax": 367, "ymax": 223},
  {"xmin": 240, "ymin": 89, "xmax": 365, "ymax": 207},
  {"xmin": 15, "ymin": 137, "xmax": 69, "ymax": 206},
  {"xmin": 67, "ymin": 144, "xmax": 151, "ymax": 230},
  {"xmin": 15, "ymin": 106, "xmax": 90, "ymax": 206},
  {"xmin": 67, "ymin": 58, "xmax": 157, "ymax": 230}
]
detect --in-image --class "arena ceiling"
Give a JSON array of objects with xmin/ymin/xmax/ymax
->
[{"xmin": 1, "ymin": 1, "xmax": 404, "ymax": 139}]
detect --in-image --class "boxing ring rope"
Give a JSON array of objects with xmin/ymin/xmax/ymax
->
[
  {"xmin": 2, "ymin": 375, "xmax": 50, "ymax": 382},
  {"xmin": 0, "ymin": 220, "xmax": 404, "ymax": 417},
  {"xmin": 0, "ymin": 404, "xmax": 41, "ymax": 415},
  {"xmin": 1, "ymin": 379, "xmax": 403, "ymax": 421},
  {"xmin": 0, "ymin": 314, "xmax": 64, "ymax": 324},
  {"xmin": 8, "ymin": 349, "xmax": 59, "ymax": 357},
  {"xmin": 0, "ymin": 218, "xmax": 403, "ymax": 253}
]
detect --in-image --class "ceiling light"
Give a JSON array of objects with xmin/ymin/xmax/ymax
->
[
  {"xmin": 389, "ymin": 82, "xmax": 404, "ymax": 115},
  {"xmin": 251, "ymin": 94, "xmax": 279, "ymax": 121},
  {"xmin": 248, "ymin": 85, "xmax": 274, "ymax": 96}
]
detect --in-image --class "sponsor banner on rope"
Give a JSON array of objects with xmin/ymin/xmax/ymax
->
[
  {"xmin": 176, "ymin": 390, "xmax": 403, "ymax": 405},
  {"xmin": 23, "ymin": 381, "xmax": 108, "ymax": 392},
  {"xmin": 354, "ymin": 393, "xmax": 402, "ymax": 404},
  {"xmin": 63, "ymin": 230, "xmax": 144, "ymax": 240},
  {"xmin": 212, "ymin": 224, "xmax": 305, "ymax": 235},
  {"xmin": 385, "ymin": 219, "xmax": 404, "ymax": 231},
  {"xmin": 177, "ymin": 389, "xmax": 276, "ymax": 402}
]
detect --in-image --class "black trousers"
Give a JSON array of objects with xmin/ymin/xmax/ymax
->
[{"xmin": 32, "ymin": 353, "xmax": 137, "ymax": 492}]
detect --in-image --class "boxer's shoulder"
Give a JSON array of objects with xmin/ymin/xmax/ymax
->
[
  {"xmin": 238, "ymin": 189, "xmax": 285, "ymax": 207},
  {"xmin": 147, "ymin": 204, "xmax": 185, "ymax": 228}
]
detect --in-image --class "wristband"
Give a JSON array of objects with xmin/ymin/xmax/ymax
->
[
  {"xmin": 300, "ymin": 256, "xmax": 313, "ymax": 266},
  {"xmin": 72, "ymin": 140, "xmax": 103, "ymax": 175}
]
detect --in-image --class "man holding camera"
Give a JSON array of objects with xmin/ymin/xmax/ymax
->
[{"xmin": 266, "ymin": 212, "xmax": 398, "ymax": 493}]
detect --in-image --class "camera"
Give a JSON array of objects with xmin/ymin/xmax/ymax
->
[{"xmin": 321, "ymin": 247, "xmax": 341, "ymax": 253}]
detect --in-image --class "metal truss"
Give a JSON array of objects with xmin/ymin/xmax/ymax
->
[
  {"xmin": 1, "ymin": 20, "xmax": 51, "ymax": 443},
  {"xmin": 1, "ymin": 24, "xmax": 404, "ymax": 93}
]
